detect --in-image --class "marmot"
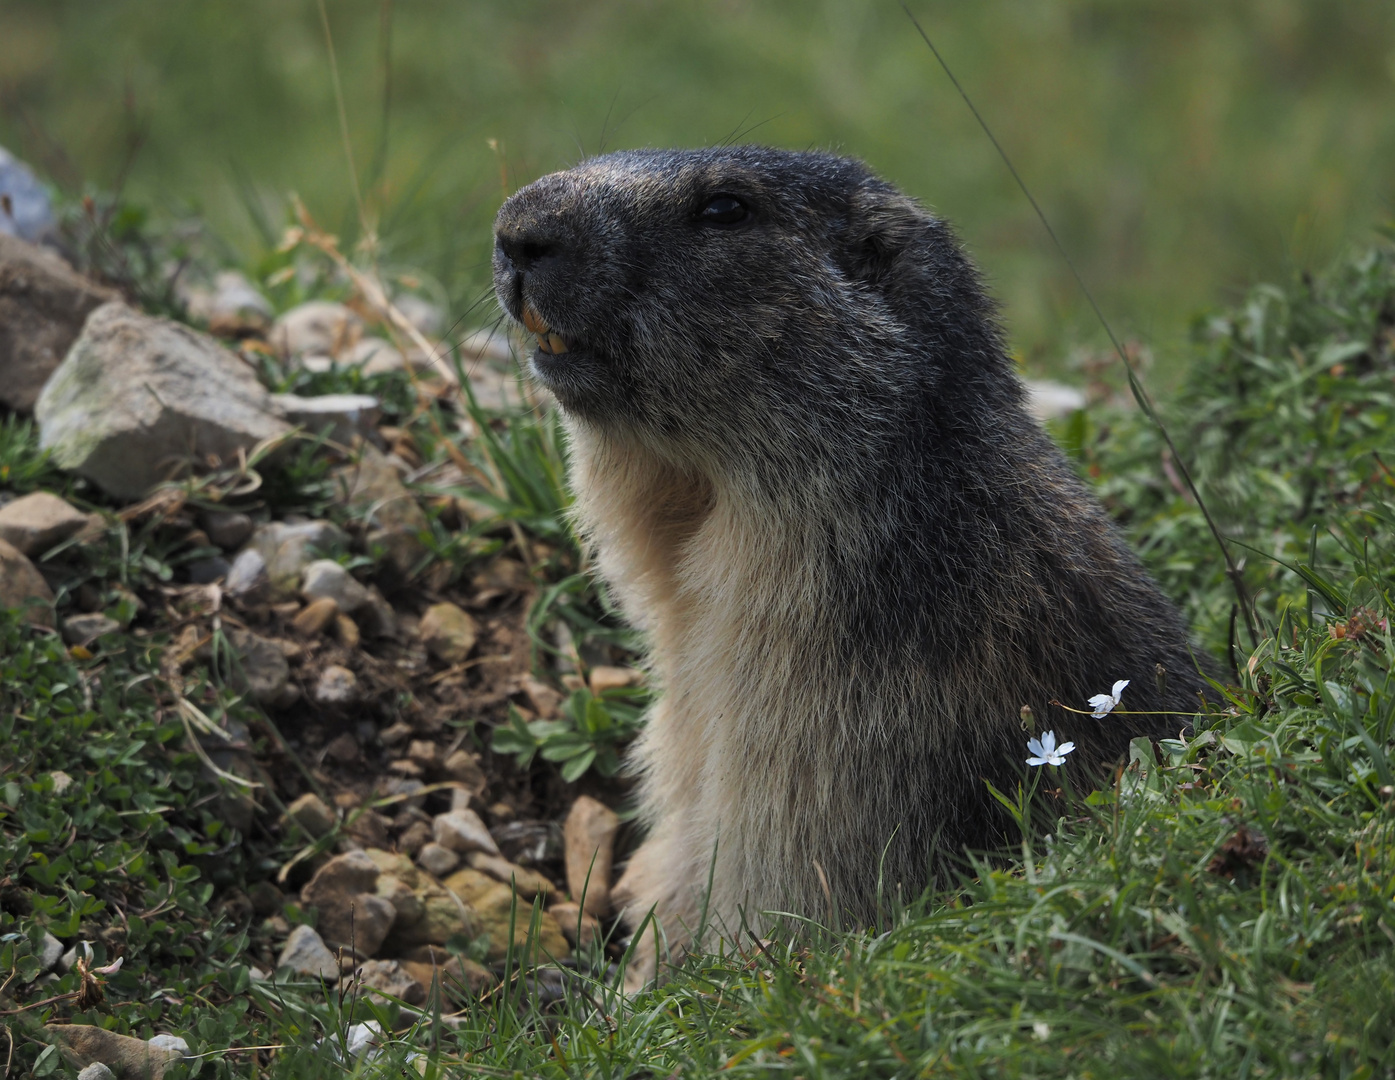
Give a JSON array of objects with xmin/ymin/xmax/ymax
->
[{"xmin": 492, "ymin": 146, "xmax": 1210, "ymax": 982}]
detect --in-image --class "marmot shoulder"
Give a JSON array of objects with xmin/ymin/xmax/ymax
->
[{"xmin": 493, "ymin": 146, "xmax": 1211, "ymax": 982}]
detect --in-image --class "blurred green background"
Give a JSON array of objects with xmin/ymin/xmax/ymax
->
[{"xmin": 2, "ymin": 0, "xmax": 1393, "ymax": 381}]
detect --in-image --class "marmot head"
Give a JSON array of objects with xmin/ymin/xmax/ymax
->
[{"xmin": 493, "ymin": 146, "xmax": 1014, "ymax": 469}]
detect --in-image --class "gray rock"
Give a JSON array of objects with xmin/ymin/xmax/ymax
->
[
  {"xmin": 297, "ymin": 355, "xmax": 335, "ymax": 374},
  {"xmin": 38, "ymin": 930, "xmax": 63, "ymax": 972},
  {"xmin": 394, "ymin": 295, "xmax": 444, "ymax": 337},
  {"xmin": 62, "ymin": 612, "xmax": 121, "ymax": 645},
  {"xmin": 0, "ymin": 146, "xmax": 54, "ymax": 242},
  {"xmin": 0, "ymin": 491, "xmax": 88, "ymax": 556},
  {"xmin": 271, "ymin": 392, "xmax": 381, "ymax": 445},
  {"xmin": 248, "ymin": 880, "xmax": 283, "ymax": 916},
  {"xmin": 276, "ymin": 923, "xmax": 339, "ymax": 980},
  {"xmin": 34, "ymin": 302, "xmax": 291, "ymax": 500},
  {"xmin": 244, "ymin": 520, "xmax": 347, "ymax": 596},
  {"xmin": 78, "ymin": 1065, "xmax": 118, "ymax": 1080},
  {"xmin": 186, "ymin": 556, "xmax": 231, "ymax": 585},
  {"xmin": 376, "ymin": 874, "xmax": 422, "ymax": 927},
  {"xmin": 416, "ymin": 842, "xmax": 460, "ymax": 878},
  {"xmin": 224, "ymin": 548, "xmax": 270, "ymax": 598},
  {"xmin": 419, "ymin": 602, "xmax": 479, "ymax": 665},
  {"xmin": 182, "ymin": 270, "xmax": 272, "ymax": 333},
  {"xmin": 283, "ymin": 792, "xmax": 335, "ymax": 839},
  {"xmin": 300, "ymin": 559, "xmax": 369, "ymax": 613},
  {"xmin": 313, "ymin": 664, "xmax": 358, "ymax": 705},
  {"xmin": 432, "ymin": 809, "xmax": 500, "ymax": 857},
  {"xmin": 203, "ymin": 510, "xmax": 254, "ymax": 551},
  {"xmin": 352, "ymin": 958, "xmax": 426, "ymax": 1006},
  {"xmin": 356, "ymin": 587, "xmax": 399, "ymax": 639},
  {"xmin": 467, "ymin": 850, "xmax": 554, "ymax": 900},
  {"xmin": 0, "ymin": 234, "xmax": 119, "ymax": 414},
  {"xmin": 398, "ymin": 819, "xmax": 433, "ymax": 856},
  {"xmin": 318, "ymin": 891, "xmax": 396, "ymax": 957},
  {"xmin": 334, "ymin": 443, "xmax": 427, "ymax": 576},
  {"xmin": 348, "ymin": 336, "xmax": 406, "ymax": 375},
  {"xmin": 564, "ymin": 796, "xmax": 620, "ymax": 918},
  {"xmin": 0, "ymin": 538, "xmax": 54, "ymax": 627},
  {"xmin": 270, "ymin": 300, "xmax": 362, "ymax": 361},
  {"xmin": 57, "ymin": 944, "xmax": 80, "ymax": 974},
  {"xmin": 381, "ymin": 776, "xmax": 426, "ymax": 811},
  {"xmin": 146, "ymin": 1034, "xmax": 190, "ymax": 1057},
  {"xmin": 443, "ymin": 749, "xmax": 487, "ymax": 795},
  {"xmin": 301, "ymin": 850, "xmax": 380, "ymax": 906},
  {"xmin": 224, "ymin": 627, "xmax": 290, "ymax": 705}
]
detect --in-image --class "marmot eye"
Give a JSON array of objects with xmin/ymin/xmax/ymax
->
[{"xmin": 698, "ymin": 195, "xmax": 749, "ymax": 226}]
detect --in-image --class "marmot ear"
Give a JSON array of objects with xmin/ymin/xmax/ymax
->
[{"xmin": 841, "ymin": 185, "xmax": 932, "ymax": 286}]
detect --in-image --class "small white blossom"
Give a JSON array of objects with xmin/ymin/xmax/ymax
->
[
  {"xmin": 1088, "ymin": 678, "xmax": 1130, "ymax": 718},
  {"xmin": 1026, "ymin": 730, "xmax": 1075, "ymax": 767},
  {"xmin": 1032, "ymin": 1021, "xmax": 1052, "ymax": 1041}
]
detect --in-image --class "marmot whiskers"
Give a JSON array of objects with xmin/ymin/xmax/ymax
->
[{"xmin": 493, "ymin": 146, "xmax": 1210, "ymax": 984}]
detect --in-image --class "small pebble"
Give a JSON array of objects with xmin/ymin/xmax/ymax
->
[
  {"xmin": 398, "ymin": 819, "xmax": 433, "ymax": 855},
  {"xmin": 432, "ymin": 808, "xmax": 501, "ymax": 856},
  {"xmin": 61, "ymin": 612, "xmax": 120, "ymax": 645},
  {"xmin": 203, "ymin": 510, "xmax": 255, "ymax": 550},
  {"xmin": 443, "ymin": 749, "xmax": 487, "ymax": 793},
  {"xmin": 292, "ymin": 596, "xmax": 339, "ymax": 636},
  {"xmin": 322, "ymin": 733, "xmax": 359, "ymax": 763},
  {"xmin": 283, "ymin": 792, "xmax": 335, "ymax": 838},
  {"xmin": 334, "ymin": 612, "xmax": 360, "ymax": 648},
  {"xmin": 38, "ymin": 930, "xmax": 63, "ymax": 971},
  {"xmin": 300, "ymin": 558, "xmax": 369, "ymax": 612},
  {"xmin": 407, "ymin": 740, "xmax": 438, "ymax": 768},
  {"xmin": 589, "ymin": 665, "xmax": 645, "ymax": 695},
  {"xmin": 225, "ymin": 548, "xmax": 269, "ymax": 597},
  {"xmin": 417, "ymin": 841, "xmax": 460, "ymax": 877},
  {"xmin": 186, "ymin": 556, "xmax": 231, "ymax": 585},
  {"xmin": 549, "ymin": 901, "xmax": 604, "ymax": 948},
  {"xmin": 313, "ymin": 665, "xmax": 358, "ymax": 705}
]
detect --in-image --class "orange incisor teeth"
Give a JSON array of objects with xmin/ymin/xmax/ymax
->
[
  {"xmin": 521, "ymin": 304, "xmax": 548, "ymax": 336},
  {"xmin": 522, "ymin": 304, "xmax": 570, "ymax": 355}
]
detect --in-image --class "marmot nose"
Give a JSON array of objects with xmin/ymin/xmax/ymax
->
[{"xmin": 496, "ymin": 227, "xmax": 562, "ymax": 274}]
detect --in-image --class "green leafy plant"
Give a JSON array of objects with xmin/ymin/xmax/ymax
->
[
  {"xmin": 491, "ymin": 686, "xmax": 647, "ymax": 782},
  {"xmin": 1059, "ymin": 233, "xmax": 1395, "ymax": 653},
  {"xmin": 0, "ymin": 612, "xmax": 260, "ymax": 1071},
  {"xmin": 0, "ymin": 416, "xmax": 70, "ymax": 497}
]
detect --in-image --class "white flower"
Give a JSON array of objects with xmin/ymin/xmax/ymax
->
[
  {"xmin": 1026, "ymin": 730, "xmax": 1075, "ymax": 767},
  {"xmin": 1088, "ymin": 678, "xmax": 1130, "ymax": 718},
  {"xmin": 1032, "ymin": 1021, "xmax": 1052, "ymax": 1041}
]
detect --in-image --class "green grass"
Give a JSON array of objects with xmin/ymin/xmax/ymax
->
[
  {"xmin": 0, "ymin": 616, "xmax": 264, "ymax": 1072},
  {"xmin": 4, "ymin": 191, "xmax": 1395, "ymax": 1080}
]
